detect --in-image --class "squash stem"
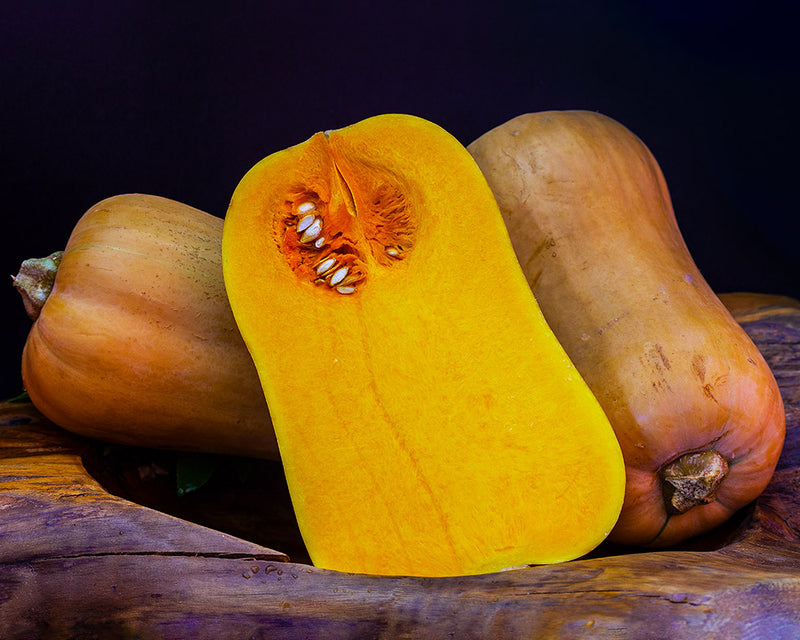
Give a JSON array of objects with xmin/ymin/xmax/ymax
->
[
  {"xmin": 661, "ymin": 449, "xmax": 729, "ymax": 514},
  {"xmin": 12, "ymin": 251, "xmax": 63, "ymax": 320}
]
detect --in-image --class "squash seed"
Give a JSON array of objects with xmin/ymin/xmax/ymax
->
[
  {"xmin": 329, "ymin": 266, "xmax": 349, "ymax": 286},
  {"xmin": 316, "ymin": 257, "xmax": 337, "ymax": 275},
  {"xmin": 300, "ymin": 218, "xmax": 323, "ymax": 242},
  {"xmin": 297, "ymin": 214, "xmax": 316, "ymax": 233}
]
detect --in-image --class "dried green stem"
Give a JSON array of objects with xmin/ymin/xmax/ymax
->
[
  {"xmin": 11, "ymin": 251, "xmax": 63, "ymax": 320},
  {"xmin": 661, "ymin": 449, "xmax": 729, "ymax": 514}
]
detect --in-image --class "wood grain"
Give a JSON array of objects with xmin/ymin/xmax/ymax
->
[{"xmin": 1, "ymin": 292, "xmax": 799, "ymax": 639}]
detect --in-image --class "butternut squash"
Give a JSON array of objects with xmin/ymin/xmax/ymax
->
[
  {"xmin": 14, "ymin": 194, "xmax": 278, "ymax": 459},
  {"xmin": 468, "ymin": 110, "xmax": 786, "ymax": 547},
  {"xmin": 222, "ymin": 114, "xmax": 626, "ymax": 577}
]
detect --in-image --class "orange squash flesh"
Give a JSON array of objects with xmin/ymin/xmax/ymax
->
[
  {"xmin": 222, "ymin": 114, "xmax": 626, "ymax": 577},
  {"xmin": 468, "ymin": 111, "xmax": 786, "ymax": 547}
]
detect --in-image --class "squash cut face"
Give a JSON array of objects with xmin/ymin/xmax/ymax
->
[{"xmin": 222, "ymin": 114, "xmax": 625, "ymax": 577}]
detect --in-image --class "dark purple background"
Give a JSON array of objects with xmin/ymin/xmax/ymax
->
[{"xmin": 2, "ymin": 1, "xmax": 799, "ymax": 398}]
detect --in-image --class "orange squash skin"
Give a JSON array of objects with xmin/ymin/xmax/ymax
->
[
  {"xmin": 18, "ymin": 194, "xmax": 278, "ymax": 459},
  {"xmin": 468, "ymin": 111, "xmax": 786, "ymax": 546}
]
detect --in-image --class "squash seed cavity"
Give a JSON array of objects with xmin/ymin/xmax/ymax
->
[{"xmin": 278, "ymin": 170, "xmax": 416, "ymax": 295}]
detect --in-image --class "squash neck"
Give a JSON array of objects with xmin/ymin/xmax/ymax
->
[
  {"xmin": 661, "ymin": 449, "xmax": 729, "ymax": 514},
  {"xmin": 12, "ymin": 251, "xmax": 63, "ymax": 320}
]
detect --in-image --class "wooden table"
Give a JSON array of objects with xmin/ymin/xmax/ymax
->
[{"xmin": 1, "ymin": 293, "xmax": 799, "ymax": 638}]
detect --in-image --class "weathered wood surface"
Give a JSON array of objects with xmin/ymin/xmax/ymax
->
[{"xmin": 1, "ymin": 292, "xmax": 799, "ymax": 639}]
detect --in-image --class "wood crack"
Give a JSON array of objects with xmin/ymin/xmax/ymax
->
[{"xmin": 43, "ymin": 550, "xmax": 288, "ymax": 561}]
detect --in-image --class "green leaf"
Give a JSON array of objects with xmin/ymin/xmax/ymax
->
[
  {"xmin": 176, "ymin": 452, "xmax": 219, "ymax": 496},
  {"xmin": 6, "ymin": 391, "xmax": 31, "ymax": 403}
]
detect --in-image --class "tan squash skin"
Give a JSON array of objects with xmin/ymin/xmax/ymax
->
[
  {"xmin": 468, "ymin": 111, "xmax": 785, "ymax": 547},
  {"xmin": 16, "ymin": 194, "xmax": 279, "ymax": 459}
]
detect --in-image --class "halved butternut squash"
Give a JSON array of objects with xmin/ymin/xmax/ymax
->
[{"xmin": 222, "ymin": 114, "xmax": 625, "ymax": 577}]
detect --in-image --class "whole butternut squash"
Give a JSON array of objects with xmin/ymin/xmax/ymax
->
[
  {"xmin": 14, "ymin": 194, "xmax": 279, "ymax": 459},
  {"xmin": 468, "ymin": 111, "xmax": 785, "ymax": 547},
  {"xmin": 223, "ymin": 114, "xmax": 626, "ymax": 576}
]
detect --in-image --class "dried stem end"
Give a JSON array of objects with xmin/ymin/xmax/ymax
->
[
  {"xmin": 12, "ymin": 251, "xmax": 64, "ymax": 320},
  {"xmin": 661, "ymin": 449, "xmax": 730, "ymax": 515}
]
